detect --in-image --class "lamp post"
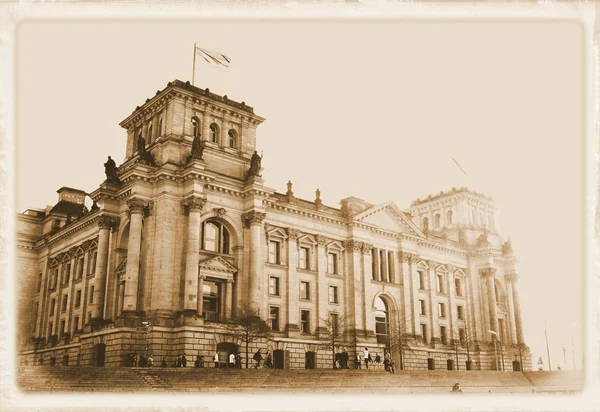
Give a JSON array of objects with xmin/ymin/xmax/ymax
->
[
  {"xmin": 142, "ymin": 321, "xmax": 151, "ymax": 359},
  {"xmin": 488, "ymin": 330, "xmax": 499, "ymax": 371}
]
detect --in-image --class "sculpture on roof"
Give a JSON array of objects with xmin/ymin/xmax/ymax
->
[
  {"xmin": 187, "ymin": 135, "xmax": 205, "ymax": 164},
  {"xmin": 104, "ymin": 156, "xmax": 121, "ymax": 185},
  {"xmin": 246, "ymin": 150, "xmax": 263, "ymax": 180},
  {"xmin": 136, "ymin": 135, "xmax": 156, "ymax": 166}
]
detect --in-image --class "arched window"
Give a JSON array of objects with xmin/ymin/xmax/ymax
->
[
  {"xmin": 210, "ymin": 123, "xmax": 219, "ymax": 143},
  {"xmin": 147, "ymin": 123, "xmax": 153, "ymax": 144},
  {"xmin": 228, "ymin": 129, "xmax": 236, "ymax": 149},
  {"xmin": 434, "ymin": 214, "xmax": 441, "ymax": 229},
  {"xmin": 374, "ymin": 296, "xmax": 389, "ymax": 345},
  {"xmin": 202, "ymin": 221, "xmax": 230, "ymax": 254},
  {"xmin": 157, "ymin": 116, "xmax": 163, "ymax": 138},
  {"xmin": 422, "ymin": 217, "xmax": 429, "ymax": 232},
  {"xmin": 447, "ymin": 210, "xmax": 453, "ymax": 225},
  {"xmin": 191, "ymin": 117, "xmax": 200, "ymax": 138}
]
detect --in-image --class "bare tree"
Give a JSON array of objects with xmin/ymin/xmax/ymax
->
[
  {"xmin": 222, "ymin": 302, "xmax": 272, "ymax": 368},
  {"xmin": 318, "ymin": 313, "xmax": 349, "ymax": 369},
  {"xmin": 389, "ymin": 309, "xmax": 413, "ymax": 370}
]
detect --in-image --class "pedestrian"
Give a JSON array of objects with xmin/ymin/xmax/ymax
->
[
  {"xmin": 383, "ymin": 353, "xmax": 389, "ymax": 371},
  {"xmin": 451, "ymin": 383, "xmax": 463, "ymax": 393},
  {"xmin": 356, "ymin": 353, "xmax": 362, "ymax": 369},
  {"xmin": 334, "ymin": 352, "xmax": 341, "ymax": 369},
  {"xmin": 195, "ymin": 355, "xmax": 201, "ymax": 368},
  {"xmin": 182, "ymin": 353, "xmax": 187, "ymax": 367},
  {"xmin": 236, "ymin": 353, "xmax": 242, "ymax": 369},
  {"xmin": 148, "ymin": 354, "xmax": 154, "ymax": 367},
  {"xmin": 385, "ymin": 352, "xmax": 395, "ymax": 374},
  {"xmin": 265, "ymin": 352, "xmax": 273, "ymax": 369},
  {"xmin": 161, "ymin": 357, "xmax": 167, "ymax": 368},
  {"xmin": 175, "ymin": 354, "xmax": 181, "ymax": 367},
  {"xmin": 214, "ymin": 352, "xmax": 219, "ymax": 368},
  {"xmin": 229, "ymin": 352, "xmax": 235, "ymax": 369},
  {"xmin": 133, "ymin": 354, "xmax": 139, "ymax": 367},
  {"xmin": 363, "ymin": 347, "xmax": 370, "ymax": 370},
  {"xmin": 253, "ymin": 349, "xmax": 263, "ymax": 368},
  {"xmin": 342, "ymin": 348, "xmax": 349, "ymax": 369}
]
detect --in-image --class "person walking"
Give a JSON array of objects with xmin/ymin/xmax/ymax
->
[
  {"xmin": 214, "ymin": 352, "xmax": 220, "ymax": 368},
  {"xmin": 235, "ymin": 353, "xmax": 242, "ymax": 369},
  {"xmin": 253, "ymin": 349, "xmax": 263, "ymax": 368},
  {"xmin": 229, "ymin": 352, "xmax": 235, "ymax": 369},
  {"xmin": 356, "ymin": 353, "xmax": 362, "ymax": 369},
  {"xmin": 342, "ymin": 348, "xmax": 349, "ymax": 369},
  {"xmin": 385, "ymin": 352, "xmax": 395, "ymax": 374},
  {"xmin": 182, "ymin": 353, "xmax": 187, "ymax": 368},
  {"xmin": 363, "ymin": 348, "xmax": 370, "ymax": 370},
  {"xmin": 265, "ymin": 352, "xmax": 273, "ymax": 369}
]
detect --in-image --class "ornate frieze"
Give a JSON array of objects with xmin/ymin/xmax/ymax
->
[{"xmin": 241, "ymin": 210, "xmax": 266, "ymax": 228}]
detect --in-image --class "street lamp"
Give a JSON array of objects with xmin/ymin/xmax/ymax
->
[{"xmin": 488, "ymin": 330, "xmax": 499, "ymax": 371}]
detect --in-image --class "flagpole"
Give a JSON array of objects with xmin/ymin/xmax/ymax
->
[
  {"xmin": 545, "ymin": 321, "xmax": 552, "ymax": 371},
  {"xmin": 192, "ymin": 42, "xmax": 197, "ymax": 86}
]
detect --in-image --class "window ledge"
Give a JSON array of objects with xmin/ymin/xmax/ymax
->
[
  {"xmin": 268, "ymin": 294, "xmax": 281, "ymax": 299},
  {"xmin": 297, "ymin": 268, "xmax": 317, "ymax": 275},
  {"xmin": 266, "ymin": 262, "xmax": 288, "ymax": 269}
]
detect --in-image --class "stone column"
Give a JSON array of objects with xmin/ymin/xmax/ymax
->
[
  {"xmin": 343, "ymin": 240, "xmax": 362, "ymax": 338},
  {"xmin": 182, "ymin": 196, "xmax": 205, "ymax": 315},
  {"xmin": 315, "ymin": 235, "xmax": 328, "ymax": 336},
  {"xmin": 380, "ymin": 250, "xmax": 388, "ymax": 282},
  {"xmin": 123, "ymin": 198, "xmax": 149, "ymax": 314},
  {"xmin": 197, "ymin": 275, "xmax": 205, "ymax": 316},
  {"xmin": 225, "ymin": 278, "xmax": 234, "ymax": 320},
  {"xmin": 286, "ymin": 228, "xmax": 300, "ymax": 333},
  {"xmin": 428, "ymin": 262, "xmax": 439, "ymax": 344},
  {"xmin": 372, "ymin": 248, "xmax": 380, "ymax": 281},
  {"xmin": 91, "ymin": 216, "xmax": 114, "ymax": 321},
  {"xmin": 447, "ymin": 265, "xmax": 457, "ymax": 343},
  {"xmin": 388, "ymin": 251, "xmax": 396, "ymax": 284},
  {"xmin": 117, "ymin": 278, "xmax": 125, "ymax": 316},
  {"xmin": 504, "ymin": 274, "xmax": 518, "ymax": 344},
  {"xmin": 400, "ymin": 252, "xmax": 418, "ymax": 336},
  {"xmin": 242, "ymin": 211, "xmax": 266, "ymax": 318},
  {"xmin": 481, "ymin": 267, "xmax": 499, "ymax": 337},
  {"xmin": 508, "ymin": 273, "xmax": 524, "ymax": 344},
  {"xmin": 361, "ymin": 243, "xmax": 374, "ymax": 338}
]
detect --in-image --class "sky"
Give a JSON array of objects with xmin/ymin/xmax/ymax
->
[{"xmin": 16, "ymin": 18, "xmax": 585, "ymax": 370}]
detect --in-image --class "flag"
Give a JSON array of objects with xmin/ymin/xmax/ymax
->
[{"xmin": 195, "ymin": 47, "xmax": 231, "ymax": 68}]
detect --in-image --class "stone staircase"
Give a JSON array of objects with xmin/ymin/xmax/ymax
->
[{"xmin": 17, "ymin": 366, "xmax": 583, "ymax": 394}]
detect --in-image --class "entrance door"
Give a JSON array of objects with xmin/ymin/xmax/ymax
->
[
  {"xmin": 217, "ymin": 342, "xmax": 238, "ymax": 368},
  {"xmin": 512, "ymin": 360, "xmax": 521, "ymax": 371},
  {"xmin": 305, "ymin": 351, "xmax": 316, "ymax": 369},
  {"xmin": 274, "ymin": 349, "xmax": 285, "ymax": 369},
  {"xmin": 63, "ymin": 354, "xmax": 69, "ymax": 366},
  {"xmin": 93, "ymin": 343, "xmax": 106, "ymax": 367},
  {"xmin": 447, "ymin": 359, "xmax": 454, "ymax": 370},
  {"xmin": 427, "ymin": 358, "xmax": 435, "ymax": 370}
]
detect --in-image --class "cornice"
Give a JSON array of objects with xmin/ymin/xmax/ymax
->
[
  {"xmin": 35, "ymin": 211, "xmax": 111, "ymax": 250},
  {"xmin": 265, "ymin": 200, "xmax": 348, "ymax": 227}
]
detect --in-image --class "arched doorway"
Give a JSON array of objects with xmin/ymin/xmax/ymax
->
[
  {"xmin": 512, "ymin": 360, "xmax": 521, "ymax": 371},
  {"xmin": 273, "ymin": 349, "xmax": 285, "ymax": 369},
  {"xmin": 216, "ymin": 342, "xmax": 238, "ymax": 368},
  {"xmin": 305, "ymin": 351, "xmax": 316, "ymax": 369},
  {"xmin": 93, "ymin": 343, "xmax": 106, "ymax": 367},
  {"xmin": 374, "ymin": 296, "xmax": 389, "ymax": 346},
  {"xmin": 447, "ymin": 359, "xmax": 454, "ymax": 370}
]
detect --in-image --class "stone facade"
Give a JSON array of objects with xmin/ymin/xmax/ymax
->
[{"xmin": 17, "ymin": 79, "xmax": 531, "ymax": 371}]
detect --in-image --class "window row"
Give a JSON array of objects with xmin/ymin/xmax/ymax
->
[
  {"xmin": 419, "ymin": 324, "xmax": 468, "ymax": 346},
  {"xmin": 371, "ymin": 248, "xmax": 395, "ymax": 284},
  {"xmin": 135, "ymin": 112, "xmax": 164, "ymax": 148},
  {"xmin": 191, "ymin": 117, "xmax": 238, "ymax": 149},
  {"xmin": 417, "ymin": 269, "xmax": 465, "ymax": 297},
  {"xmin": 268, "ymin": 277, "xmax": 339, "ymax": 304},
  {"xmin": 268, "ymin": 240, "xmax": 339, "ymax": 274},
  {"xmin": 269, "ymin": 307, "xmax": 323, "ymax": 335},
  {"xmin": 418, "ymin": 300, "xmax": 466, "ymax": 320},
  {"xmin": 46, "ymin": 312, "xmax": 92, "ymax": 338},
  {"xmin": 422, "ymin": 210, "xmax": 454, "ymax": 232},
  {"xmin": 48, "ymin": 285, "xmax": 94, "ymax": 317},
  {"xmin": 47, "ymin": 251, "xmax": 97, "ymax": 291}
]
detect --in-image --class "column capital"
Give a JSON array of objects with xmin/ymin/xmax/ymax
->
[
  {"xmin": 315, "ymin": 235, "xmax": 328, "ymax": 247},
  {"xmin": 241, "ymin": 210, "xmax": 266, "ymax": 228},
  {"xmin": 199, "ymin": 274, "xmax": 206, "ymax": 280},
  {"xmin": 181, "ymin": 196, "xmax": 206, "ymax": 213},
  {"xmin": 342, "ymin": 239, "xmax": 363, "ymax": 252},
  {"xmin": 361, "ymin": 242, "xmax": 373, "ymax": 254},
  {"xmin": 479, "ymin": 267, "xmax": 497, "ymax": 278},
  {"xmin": 286, "ymin": 228, "xmax": 300, "ymax": 240},
  {"xmin": 126, "ymin": 198, "xmax": 151, "ymax": 216},
  {"xmin": 447, "ymin": 264, "xmax": 456, "ymax": 273},
  {"xmin": 98, "ymin": 215, "xmax": 119, "ymax": 230},
  {"xmin": 505, "ymin": 273, "xmax": 520, "ymax": 283},
  {"xmin": 400, "ymin": 252, "xmax": 419, "ymax": 263},
  {"xmin": 227, "ymin": 278, "xmax": 235, "ymax": 284}
]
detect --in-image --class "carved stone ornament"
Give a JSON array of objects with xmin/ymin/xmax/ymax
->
[
  {"xmin": 361, "ymin": 243, "xmax": 373, "ymax": 254},
  {"xmin": 342, "ymin": 240, "xmax": 363, "ymax": 252},
  {"xmin": 316, "ymin": 235, "xmax": 328, "ymax": 247},
  {"xmin": 400, "ymin": 252, "xmax": 411, "ymax": 263},
  {"xmin": 241, "ymin": 210, "xmax": 266, "ymax": 228},
  {"xmin": 286, "ymin": 228, "xmax": 300, "ymax": 240},
  {"xmin": 181, "ymin": 197, "xmax": 206, "ymax": 213},
  {"xmin": 504, "ymin": 273, "xmax": 519, "ymax": 284},
  {"xmin": 213, "ymin": 207, "xmax": 226, "ymax": 218},
  {"xmin": 198, "ymin": 274, "xmax": 207, "ymax": 280},
  {"xmin": 479, "ymin": 267, "xmax": 497, "ymax": 278},
  {"xmin": 126, "ymin": 198, "xmax": 151, "ymax": 216},
  {"xmin": 447, "ymin": 264, "xmax": 456, "ymax": 273},
  {"xmin": 98, "ymin": 216, "xmax": 118, "ymax": 230}
]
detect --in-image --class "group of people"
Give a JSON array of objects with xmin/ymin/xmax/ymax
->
[
  {"xmin": 128, "ymin": 353, "xmax": 154, "ymax": 367},
  {"xmin": 252, "ymin": 348, "xmax": 273, "ymax": 368},
  {"xmin": 356, "ymin": 348, "xmax": 395, "ymax": 373},
  {"xmin": 334, "ymin": 348, "xmax": 350, "ymax": 369},
  {"xmin": 213, "ymin": 351, "xmax": 243, "ymax": 368}
]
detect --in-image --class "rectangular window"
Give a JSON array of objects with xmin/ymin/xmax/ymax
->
[
  {"xmin": 440, "ymin": 326, "xmax": 447, "ymax": 345},
  {"xmin": 48, "ymin": 322, "xmax": 53, "ymax": 336},
  {"xmin": 327, "ymin": 253, "xmax": 337, "ymax": 274},
  {"xmin": 421, "ymin": 324, "xmax": 428, "ymax": 343},
  {"xmin": 330, "ymin": 313, "xmax": 339, "ymax": 335},
  {"xmin": 89, "ymin": 251, "xmax": 97, "ymax": 274},
  {"xmin": 300, "ymin": 310, "xmax": 310, "ymax": 334},
  {"xmin": 269, "ymin": 276, "xmax": 280, "ymax": 296},
  {"xmin": 438, "ymin": 302, "xmax": 446, "ymax": 318},
  {"xmin": 89, "ymin": 286, "xmax": 94, "ymax": 303},
  {"xmin": 300, "ymin": 281, "xmax": 310, "ymax": 300},
  {"xmin": 61, "ymin": 295, "xmax": 68, "ymax": 312},
  {"xmin": 49, "ymin": 299, "xmax": 55, "ymax": 316},
  {"xmin": 387, "ymin": 251, "xmax": 394, "ymax": 283},
  {"xmin": 74, "ymin": 316, "xmax": 79, "ymax": 333},
  {"xmin": 268, "ymin": 241, "xmax": 280, "ymax": 264},
  {"xmin": 457, "ymin": 305, "xmax": 464, "ymax": 320},
  {"xmin": 299, "ymin": 247, "xmax": 309, "ymax": 270},
  {"xmin": 37, "ymin": 273, "xmax": 42, "ymax": 293},
  {"xmin": 436, "ymin": 274, "xmax": 443, "ymax": 293},
  {"xmin": 329, "ymin": 285, "xmax": 338, "ymax": 304},
  {"xmin": 33, "ymin": 303, "xmax": 39, "ymax": 332},
  {"xmin": 455, "ymin": 278, "xmax": 462, "ymax": 296},
  {"xmin": 419, "ymin": 299, "xmax": 426, "ymax": 315},
  {"xmin": 77, "ymin": 257, "xmax": 84, "ymax": 279},
  {"xmin": 459, "ymin": 328, "xmax": 466, "ymax": 346},
  {"xmin": 75, "ymin": 290, "xmax": 81, "ymax": 308},
  {"xmin": 379, "ymin": 249, "xmax": 385, "ymax": 280},
  {"xmin": 418, "ymin": 270, "xmax": 425, "ymax": 290},
  {"xmin": 51, "ymin": 268, "xmax": 58, "ymax": 289},
  {"xmin": 269, "ymin": 306, "xmax": 280, "ymax": 331},
  {"xmin": 64, "ymin": 263, "xmax": 71, "ymax": 284},
  {"xmin": 88, "ymin": 312, "xmax": 92, "ymax": 323},
  {"xmin": 60, "ymin": 319, "xmax": 66, "ymax": 336}
]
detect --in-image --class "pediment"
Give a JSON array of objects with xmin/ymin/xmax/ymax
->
[
  {"xmin": 353, "ymin": 202, "xmax": 425, "ymax": 237},
  {"xmin": 198, "ymin": 256, "xmax": 238, "ymax": 274}
]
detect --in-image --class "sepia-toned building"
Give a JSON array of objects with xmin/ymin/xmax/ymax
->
[{"xmin": 17, "ymin": 80, "xmax": 531, "ymax": 371}]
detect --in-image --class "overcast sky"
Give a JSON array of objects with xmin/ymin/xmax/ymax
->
[{"xmin": 16, "ymin": 18, "xmax": 584, "ymax": 369}]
